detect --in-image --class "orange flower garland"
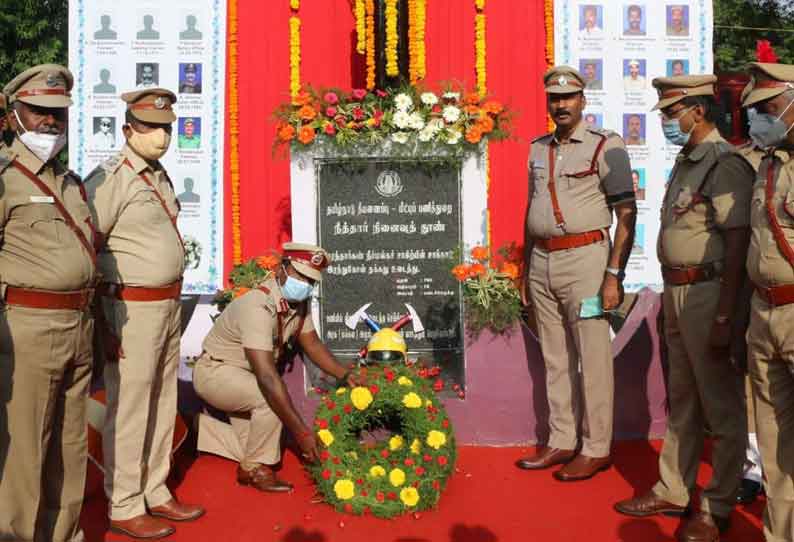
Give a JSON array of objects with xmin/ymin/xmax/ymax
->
[
  {"xmin": 355, "ymin": 0, "xmax": 366, "ymax": 54},
  {"xmin": 227, "ymin": 0, "xmax": 242, "ymax": 264},
  {"xmin": 474, "ymin": 0, "xmax": 487, "ymax": 97},
  {"xmin": 385, "ymin": 0, "xmax": 399, "ymax": 77},
  {"xmin": 366, "ymin": 0, "xmax": 376, "ymax": 89},
  {"xmin": 289, "ymin": 1, "xmax": 302, "ymax": 99},
  {"xmin": 544, "ymin": 0, "xmax": 555, "ymax": 132},
  {"xmin": 408, "ymin": 0, "xmax": 427, "ymax": 84}
]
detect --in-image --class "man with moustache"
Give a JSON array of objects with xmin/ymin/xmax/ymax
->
[
  {"xmin": 0, "ymin": 64, "xmax": 96, "ymax": 542},
  {"xmin": 625, "ymin": 5, "xmax": 645, "ymax": 36},
  {"xmin": 625, "ymin": 114, "xmax": 646, "ymax": 146},
  {"xmin": 667, "ymin": 5, "xmax": 689, "ymax": 37},
  {"xmin": 624, "ymin": 60, "xmax": 647, "ymax": 91},
  {"xmin": 581, "ymin": 6, "xmax": 603, "ymax": 37},
  {"xmin": 583, "ymin": 62, "xmax": 602, "ymax": 90},
  {"xmin": 84, "ymin": 88, "xmax": 204, "ymax": 539},
  {"xmin": 516, "ymin": 66, "xmax": 636, "ymax": 481}
]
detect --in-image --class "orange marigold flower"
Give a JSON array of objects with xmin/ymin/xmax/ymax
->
[
  {"xmin": 464, "ymin": 92, "xmax": 480, "ymax": 105},
  {"xmin": 452, "ymin": 264, "xmax": 471, "ymax": 282},
  {"xmin": 298, "ymin": 105, "xmax": 317, "ymax": 121},
  {"xmin": 298, "ymin": 125, "xmax": 316, "ymax": 144},
  {"xmin": 501, "ymin": 262, "xmax": 520, "ymax": 279},
  {"xmin": 477, "ymin": 115, "xmax": 495, "ymax": 133},
  {"xmin": 471, "ymin": 246, "xmax": 488, "ymax": 261},
  {"xmin": 465, "ymin": 126, "xmax": 483, "ymax": 144},
  {"xmin": 482, "ymin": 100, "xmax": 503, "ymax": 114},
  {"xmin": 256, "ymin": 254, "xmax": 280, "ymax": 270},
  {"xmin": 470, "ymin": 263, "xmax": 487, "ymax": 277},
  {"xmin": 234, "ymin": 287, "xmax": 251, "ymax": 298},
  {"xmin": 464, "ymin": 104, "xmax": 480, "ymax": 115},
  {"xmin": 293, "ymin": 90, "xmax": 312, "ymax": 106},
  {"xmin": 277, "ymin": 123, "xmax": 296, "ymax": 141}
]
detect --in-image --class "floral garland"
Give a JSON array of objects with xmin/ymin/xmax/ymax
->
[
  {"xmin": 475, "ymin": 0, "xmax": 486, "ymax": 97},
  {"xmin": 408, "ymin": 0, "xmax": 427, "ymax": 84},
  {"xmin": 274, "ymin": 85, "xmax": 510, "ymax": 153},
  {"xmin": 385, "ymin": 0, "xmax": 399, "ymax": 77},
  {"xmin": 309, "ymin": 363, "xmax": 456, "ymax": 517},
  {"xmin": 544, "ymin": 0, "xmax": 555, "ymax": 132},
  {"xmin": 227, "ymin": 0, "xmax": 242, "ymax": 264},
  {"xmin": 355, "ymin": 0, "xmax": 366, "ymax": 54},
  {"xmin": 289, "ymin": 2, "xmax": 302, "ymax": 99},
  {"xmin": 366, "ymin": 0, "xmax": 376, "ymax": 90}
]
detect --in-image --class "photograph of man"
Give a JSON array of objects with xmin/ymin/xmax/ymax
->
[
  {"xmin": 667, "ymin": 4, "xmax": 689, "ymax": 37},
  {"xmin": 177, "ymin": 177, "xmax": 200, "ymax": 203},
  {"xmin": 93, "ymin": 68, "xmax": 116, "ymax": 94},
  {"xmin": 623, "ymin": 59, "xmax": 647, "ymax": 91},
  {"xmin": 624, "ymin": 4, "xmax": 646, "ymax": 36},
  {"xmin": 632, "ymin": 169, "xmax": 646, "ymax": 200},
  {"xmin": 632, "ymin": 223, "xmax": 645, "ymax": 255},
  {"xmin": 136, "ymin": 63, "xmax": 159, "ymax": 89},
  {"xmin": 667, "ymin": 59, "xmax": 689, "ymax": 77},
  {"xmin": 580, "ymin": 59, "xmax": 603, "ymax": 90},
  {"xmin": 579, "ymin": 5, "xmax": 604, "ymax": 37},
  {"xmin": 137, "ymin": 14, "xmax": 160, "ymax": 40},
  {"xmin": 179, "ymin": 63, "xmax": 202, "ymax": 94},
  {"xmin": 92, "ymin": 116, "xmax": 116, "ymax": 150},
  {"xmin": 94, "ymin": 14, "xmax": 117, "ymax": 40},
  {"xmin": 178, "ymin": 117, "xmax": 201, "ymax": 149},
  {"xmin": 584, "ymin": 112, "xmax": 603, "ymax": 128},
  {"xmin": 180, "ymin": 14, "xmax": 203, "ymax": 40},
  {"xmin": 624, "ymin": 113, "xmax": 646, "ymax": 146}
]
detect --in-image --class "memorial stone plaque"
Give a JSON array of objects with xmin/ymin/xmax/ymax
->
[{"xmin": 316, "ymin": 159, "xmax": 465, "ymax": 388}]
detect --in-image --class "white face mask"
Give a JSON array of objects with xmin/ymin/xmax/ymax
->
[{"xmin": 14, "ymin": 110, "xmax": 67, "ymax": 163}]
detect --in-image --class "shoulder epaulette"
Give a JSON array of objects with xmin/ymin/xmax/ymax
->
[
  {"xmin": 531, "ymin": 132, "xmax": 554, "ymax": 144},
  {"xmin": 101, "ymin": 153, "xmax": 125, "ymax": 174},
  {"xmin": 585, "ymin": 126, "xmax": 615, "ymax": 139}
]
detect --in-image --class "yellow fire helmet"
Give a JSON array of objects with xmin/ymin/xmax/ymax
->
[{"xmin": 366, "ymin": 328, "xmax": 407, "ymax": 363}]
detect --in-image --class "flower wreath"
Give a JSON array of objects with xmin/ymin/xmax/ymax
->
[{"xmin": 309, "ymin": 362, "xmax": 456, "ymax": 518}]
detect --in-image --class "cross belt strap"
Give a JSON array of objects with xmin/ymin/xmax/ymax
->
[
  {"xmin": 11, "ymin": 159, "xmax": 97, "ymax": 266},
  {"xmin": 534, "ymin": 229, "xmax": 604, "ymax": 252},
  {"xmin": 123, "ymin": 158, "xmax": 184, "ymax": 249},
  {"xmin": 5, "ymin": 286, "xmax": 94, "ymax": 310},
  {"xmin": 764, "ymin": 160, "xmax": 794, "ymax": 270}
]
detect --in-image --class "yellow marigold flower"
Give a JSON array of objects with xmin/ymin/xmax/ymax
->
[
  {"xmin": 400, "ymin": 487, "xmax": 420, "ymax": 507},
  {"xmin": 389, "ymin": 468, "xmax": 406, "ymax": 487},
  {"xmin": 410, "ymin": 438, "xmax": 421, "ymax": 454},
  {"xmin": 334, "ymin": 479, "xmax": 355, "ymax": 500},
  {"xmin": 425, "ymin": 399, "xmax": 433, "ymax": 407},
  {"xmin": 336, "ymin": 387, "xmax": 347, "ymax": 395},
  {"xmin": 402, "ymin": 392, "xmax": 422, "ymax": 409},
  {"xmin": 398, "ymin": 376, "xmax": 413, "ymax": 386},
  {"xmin": 369, "ymin": 465, "xmax": 386, "ymax": 478},
  {"xmin": 426, "ymin": 430, "xmax": 447, "ymax": 450},
  {"xmin": 389, "ymin": 435, "xmax": 404, "ymax": 451},
  {"xmin": 351, "ymin": 387, "xmax": 374, "ymax": 410},
  {"xmin": 317, "ymin": 429, "xmax": 334, "ymax": 447}
]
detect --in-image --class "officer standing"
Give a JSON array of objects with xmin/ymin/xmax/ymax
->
[
  {"xmin": 517, "ymin": 66, "xmax": 636, "ymax": 481},
  {"xmin": 0, "ymin": 64, "xmax": 96, "ymax": 542},
  {"xmin": 84, "ymin": 88, "xmax": 203, "ymax": 539},
  {"xmin": 741, "ymin": 62, "xmax": 794, "ymax": 542},
  {"xmin": 615, "ymin": 75, "xmax": 754, "ymax": 542},
  {"xmin": 193, "ymin": 244, "xmax": 360, "ymax": 491}
]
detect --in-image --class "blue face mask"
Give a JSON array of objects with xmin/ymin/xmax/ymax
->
[
  {"xmin": 281, "ymin": 274, "xmax": 313, "ymax": 302},
  {"xmin": 748, "ymin": 97, "xmax": 794, "ymax": 148},
  {"xmin": 661, "ymin": 107, "xmax": 694, "ymax": 147}
]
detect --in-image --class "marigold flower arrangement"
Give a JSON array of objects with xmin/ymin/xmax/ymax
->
[
  {"xmin": 273, "ymin": 84, "xmax": 511, "ymax": 155},
  {"xmin": 211, "ymin": 251, "xmax": 282, "ymax": 312},
  {"xmin": 308, "ymin": 362, "xmax": 456, "ymax": 518},
  {"xmin": 452, "ymin": 243, "xmax": 523, "ymax": 335}
]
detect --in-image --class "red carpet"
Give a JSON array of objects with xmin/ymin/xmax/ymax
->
[{"xmin": 81, "ymin": 440, "xmax": 765, "ymax": 542}]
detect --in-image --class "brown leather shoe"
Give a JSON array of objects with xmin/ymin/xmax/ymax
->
[
  {"xmin": 109, "ymin": 514, "xmax": 175, "ymax": 539},
  {"xmin": 614, "ymin": 490, "xmax": 689, "ymax": 517},
  {"xmin": 553, "ymin": 453, "xmax": 612, "ymax": 481},
  {"xmin": 237, "ymin": 464, "xmax": 294, "ymax": 492},
  {"xmin": 149, "ymin": 498, "xmax": 205, "ymax": 522},
  {"xmin": 515, "ymin": 447, "xmax": 576, "ymax": 470},
  {"xmin": 679, "ymin": 511, "xmax": 726, "ymax": 542}
]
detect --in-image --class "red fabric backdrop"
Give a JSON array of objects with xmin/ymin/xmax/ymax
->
[{"xmin": 225, "ymin": 1, "xmax": 549, "ymax": 278}]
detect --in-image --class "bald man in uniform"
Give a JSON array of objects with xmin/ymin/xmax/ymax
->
[
  {"xmin": 615, "ymin": 75, "xmax": 754, "ymax": 542},
  {"xmin": 193, "ymin": 243, "xmax": 362, "ymax": 490},
  {"xmin": 516, "ymin": 66, "xmax": 637, "ymax": 481},
  {"xmin": 0, "ymin": 64, "xmax": 96, "ymax": 542},
  {"xmin": 84, "ymin": 88, "xmax": 203, "ymax": 539},
  {"xmin": 741, "ymin": 62, "xmax": 794, "ymax": 542}
]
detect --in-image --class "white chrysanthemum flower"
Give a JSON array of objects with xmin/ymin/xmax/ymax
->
[
  {"xmin": 446, "ymin": 128, "xmax": 462, "ymax": 144},
  {"xmin": 420, "ymin": 92, "xmax": 439, "ymax": 106},
  {"xmin": 392, "ymin": 110, "xmax": 411, "ymax": 129},
  {"xmin": 418, "ymin": 127, "xmax": 435, "ymax": 142},
  {"xmin": 442, "ymin": 106, "xmax": 461, "ymax": 124},
  {"xmin": 394, "ymin": 93, "xmax": 413, "ymax": 111},
  {"xmin": 426, "ymin": 118, "xmax": 444, "ymax": 134},
  {"xmin": 442, "ymin": 91, "xmax": 461, "ymax": 101},
  {"xmin": 408, "ymin": 112, "xmax": 425, "ymax": 130},
  {"xmin": 391, "ymin": 131, "xmax": 410, "ymax": 144}
]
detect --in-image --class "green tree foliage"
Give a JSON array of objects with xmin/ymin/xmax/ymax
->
[
  {"xmin": 0, "ymin": 0, "xmax": 68, "ymax": 84},
  {"xmin": 715, "ymin": 0, "xmax": 794, "ymax": 71}
]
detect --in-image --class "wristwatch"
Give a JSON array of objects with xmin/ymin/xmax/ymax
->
[{"xmin": 605, "ymin": 267, "xmax": 626, "ymax": 281}]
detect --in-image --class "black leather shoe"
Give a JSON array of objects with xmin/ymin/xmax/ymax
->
[{"xmin": 736, "ymin": 478, "xmax": 762, "ymax": 505}]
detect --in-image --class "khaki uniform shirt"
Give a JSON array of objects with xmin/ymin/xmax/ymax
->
[
  {"xmin": 0, "ymin": 138, "xmax": 95, "ymax": 290},
  {"xmin": 527, "ymin": 121, "xmax": 634, "ymax": 240},
  {"xmin": 84, "ymin": 144, "xmax": 184, "ymax": 287},
  {"xmin": 202, "ymin": 278, "xmax": 316, "ymax": 372},
  {"xmin": 658, "ymin": 130, "xmax": 754, "ymax": 268},
  {"xmin": 747, "ymin": 148, "xmax": 794, "ymax": 287}
]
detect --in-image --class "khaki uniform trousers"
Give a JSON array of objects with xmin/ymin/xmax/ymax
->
[
  {"xmin": 747, "ymin": 295, "xmax": 794, "ymax": 542},
  {"xmin": 101, "ymin": 297, "xmax": 180, "ymax": 521},
  {"xmin": 0, "ymin": 304, "xmax": 93, "ymax": 542},
  {"xmin": 192, "ymin": 355, "xmax": 283, "ymax": 470},
  {"xmin": 653, "ymin": 280, "xmax": 746, "ymax": 518},
  {"xmin": 529, "ymin": 240, "xmax": 613, "ymax": 457}
]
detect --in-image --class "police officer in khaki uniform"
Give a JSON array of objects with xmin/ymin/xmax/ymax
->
[
  {"xmin": 615, "ymin": 75, "xmax": 754, "ymax": 542},
  {"xmin": 193, "ymin": 243, "xmax": 361, "ymax": 491},
  {"xmin": 84, "ymin": 88, "xmax": 203, "ymax": 539},
  {"xmin": 741, "ymin": 62, "xmax": 794, "ymax": 542},
  {"xmin": 0, "ymin": 65, "xmax": 95, "ymax": 542},
  {"xmin": 516, "ymin": 66, "xmax": 637, "ymax": 481}
]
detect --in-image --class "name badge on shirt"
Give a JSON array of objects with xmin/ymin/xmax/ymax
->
[{"xmin": 30, "ymin": 196, "xmax": 55, "ymax": 204}]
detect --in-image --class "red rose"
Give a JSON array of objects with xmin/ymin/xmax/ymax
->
[
  {"xmin": 437, "ymin": 456, "xmax": 448, "ymax": 466},
  {"xmin": 385, "ymin": 371, "xmax": 395, "ymax": 382},
  {"xmin": 316, "ymin": 419, "xmax": 329, "ymax": 429},
  {"xmin": 442, "ymin": 419, "xmax": 449, "ymax": 428},
  {"xmin": 332, "ymin": 456, "xmax": 340, "ymax": 464},
  {"xmin": 369, "ymin": 384, "xmax": 380, "ymax": 394},
  {"xmin": 423, "ymin": 454, "xmax": 432, "ymax": 462},
  {"xmin": 324, "ymin": 92, "xmax": 339, "ymax": 105},
  {"xmin": 433, "ymin": 379, "xmax": 443, "ymax": 392},
  {"xmin": 432, "ymin": 480, "xmax": 440, "ymax": 490},
  {"xmin": 363, "ymin": 506, "xmax": 371, "ymax": 514},
  {"xmin": 343, "ymin": 404, "xmax": 352, "ymax": 414},
  {"xmin": 336, "ymin": 470, "xmax": 343, "ymax": 477},
  {"xmin": 381, "ymin": 449, "xmax": 390, "ymax": 459},
  {"xmin": 432, "ymin": 105, "xmax": 442, "ymax": 114},
  {"xmin": 356, "ymin": 478, "xmax": 364, "ymax": 485},
  {"xmin": 429, "ymin": 367, "xmax": 441, "ymax": 377},
  {"xmin": 322, "ymin": 469, "xmax": 331, "ymax": 479},
  {"xmin": 344, "ymin": 503, "xmax": 353, "ymax": 513},
  {"xmin": 375, "ymin": 89, "xmax": 387, "ymax": 97},
  {"xmin": 418, "ymin": 368, "xmax": 428, "ymax": 378},
  {"xmin": 326, "ymin": 400, "xmax": 336, "ymax": 410},
  {"xmin": 332, "ymin": 414, "xmax": 341, "ymax": 424},
  {"xmin": 351, "ymin": 88, "xmax": 367, "ymax": 100},
  {"xmin": 325, "ymin": 106, "xmax": 338, "ymax": 117},
  {"xmin": 404, "ymin": 458, "xmax": 414, "ymax": 466},
  {"xmin": 415, "ymin": 466, "xmax": 425, "ymax": 476},
  {"xmin": 373, "ymin": 109, "xmax": 384, "ymax": 119},
  {"xmin": 324, "ymin": 123, "xmax": 337, "ymax": 136},
  {"xmin": 362, "ymin": 491, "xmax": 369, "ymax": 498},
  {"xmin": 452, "ymin": 384, "xmax": 460, "ymax": 392},
  {"xmin": 353, "ymin": 107, "xmax": 365, "ymax": 120},
  {"xmin": 387, "ymin": 492, "xmax": 397, "ymax": 501},
  {"xmin": 320, "ymin": 450, "xmax": 330, "ymax": 461},
  {"xmin": 376, "ymin": 492, "xmax": 385, "ymax": 502},
  {"xmin": 457, "ymin": 391, "xmax": 465, "ymax": 399},
  {"xmin": 412, "ymin": 481, "xmax": 419, "ymax": 488}
]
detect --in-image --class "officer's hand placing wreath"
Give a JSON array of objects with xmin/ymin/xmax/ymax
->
[{"xmin": 298, "ymin": 432, "xmax": 321, "ymax": 463}]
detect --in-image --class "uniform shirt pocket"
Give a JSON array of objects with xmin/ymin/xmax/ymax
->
[
  {"xmin": 17, "ymin": 203, "xmax": 66, "ymax": 248},
  {"xmin": 127, "ymin": 188, "xmax": 168, "ymax": 224}
]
